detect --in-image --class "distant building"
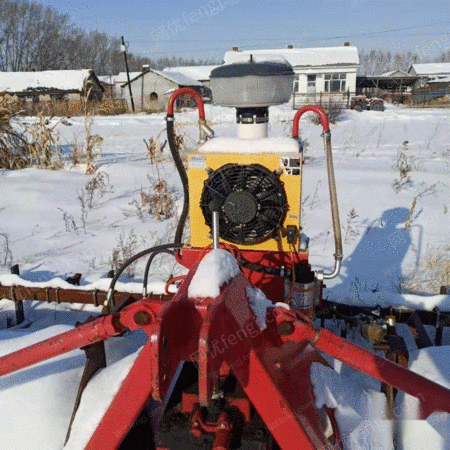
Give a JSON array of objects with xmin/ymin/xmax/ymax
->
[
  {"xmin": 409, "ymin": 63, "xmax": 450, "ymax": 86},
  {"xmin": 356, "ymin": 69, "xmax": 418, "ymax": 103},
  {"xmin": 0, "ymin": 69, "xmax": 104, "ymax": 103},
  {"xmin": 223, "ymin": 45, "xmax": 360, "ymax": 108},
  {"xmin": 121, "ymin": 69, "xmax": 210, "ymax": 112},
  {"xmin": 162, "ymin": 65, "xmax": 220, "ymax": 89}
]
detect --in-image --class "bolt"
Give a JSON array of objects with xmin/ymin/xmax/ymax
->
[
  {"xmin": 275, "ymin": 362, "xmax": 282, "ymax": 369},
  {"xmin": 278, "ymin": 321, "xmax": 295, "ymax": 336},
  {"xmin": 133, "ymin": 311, "xmax": 151, "ymax": 326},
  {"xmin": 220, "ymin": 423, "xmax": 227, "ymax": 429}
]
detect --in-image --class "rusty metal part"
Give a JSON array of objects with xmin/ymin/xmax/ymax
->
[
  {"xmin": 65, "ymin": 327, "xmax": 107, "ymax": 443},
  {"xmin": 407, "ymin": 311, "xmax": 433, "ymax": 349},
  {"xmin": 0, "ymin": 283, "xmax": 146, "ymax": 306}
]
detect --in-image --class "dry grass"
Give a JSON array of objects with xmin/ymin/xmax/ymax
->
[
  {"xmin": 400, "ymin": 245, "xmax": 450, "ymax": 294},
  {"xmin": 139, "ymin": 179, "xmax": 176, "ymax": 221},
  {"xmin": 1, "ymin": 108, "xmax": 63, "ymax": 170}
]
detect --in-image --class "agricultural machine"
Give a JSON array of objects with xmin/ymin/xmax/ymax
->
[{"xmin": 1, "ymin": 58, "xmax": 450, "ymax": 450}]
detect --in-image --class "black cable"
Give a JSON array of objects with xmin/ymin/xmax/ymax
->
[
  {"xmin": 166, "ymin": 117, "xmax": 190, "ymax": 247},
  {"xmin": 142, "ymin": 249, "xmax": 174, "ymax": 293},
  {"xmin": 106, "ymin": 243, "xmax": 183, "ymax": 311}
]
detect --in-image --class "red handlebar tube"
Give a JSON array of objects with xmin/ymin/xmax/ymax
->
[
  {"xmin": 292, "ymin": 105, "xmax": 330, "ymax": 137},
  {"xmin": 167, "ymin": 87, "xmax": 205, "ymax": 119}
]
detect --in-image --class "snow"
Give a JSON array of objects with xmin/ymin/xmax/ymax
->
[
  {"xmin": 410, "ymin": 63, "xmax": 450, "ymax": 76},
  {"xmin": 224, "ymin": 46, "xmax": 360, "ymax": 67},
  {"xmin": 188, "ymin": 249, "xmax": 240, "ymax": 298},
  {"xmin": 246, "ymin": 286, "xmax": 273, "ymax": 330},
  {"xmin": 0, "ymin": 70, "xmax": 93, "ymax": 93},
  {"xmin": 162, "ymin": 65, "xmax": 220, "ymax": 82},
  {"xmin": 153, "ymin": 70, "xmax": 203, "ymax": 87},
  {"xmin": 396, "ymin": 347, "xmax": 450, "ymax": 449},
  {"xmin": 198, "ymin": 136, "xmax": 300, "ymax": 153},
  {"xmin": 0, "ymin": 101, "xmax": 450, "ymax": 448}
]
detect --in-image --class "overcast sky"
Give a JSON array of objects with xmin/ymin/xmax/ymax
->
[{"xmin": 37, "ymin": 0, "xmax": 450, "ymax": 61}]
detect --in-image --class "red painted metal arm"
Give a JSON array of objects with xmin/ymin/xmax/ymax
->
[
  {"xmin": 277, "ymin": 309, "xmax": 450, "ymax": 418},
  {"xmin": 0, "ymin": 300, "xmax": 162, "ymax": 378},
  {"xmin": 0, "ymin": 315, "xmax": 124, "ymax": 377},
  {"xmin": 292, "ymin": 105, "xmax": 330, "ymax": 137},
  {"xmin": 167, "ymin": 87, "xmax": 205, "ymax": 119}
]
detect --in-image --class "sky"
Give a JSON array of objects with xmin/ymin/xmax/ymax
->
[{"xmin": 35, "ymin": 0, "xmax": 450, "ymax": 61}]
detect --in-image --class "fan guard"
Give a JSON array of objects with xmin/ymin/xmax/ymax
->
[{"xmin": 200, "ymin": 164, "xmax": 288, "ymax": 245}]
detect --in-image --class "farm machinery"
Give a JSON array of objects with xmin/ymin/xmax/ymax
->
[{"xmin": 1, "ymin": 58, "xmax": 450, "ymax": 450}]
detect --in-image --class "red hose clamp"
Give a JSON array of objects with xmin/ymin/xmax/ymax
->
[{"xmin": 292, "ymin": 105, "xmax": 330, "ymax": 137}]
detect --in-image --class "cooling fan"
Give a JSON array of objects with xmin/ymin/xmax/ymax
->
[{"xmin": 200, "ymin": 163, "xmax": 288, "ymax": 245}]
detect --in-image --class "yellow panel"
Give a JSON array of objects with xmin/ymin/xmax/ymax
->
[{"xmin": 188, "ymin": 152, "xmax": 302, "ymax": 252}]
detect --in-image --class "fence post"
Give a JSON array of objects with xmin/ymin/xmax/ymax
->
[{"xmin": 10, "ymin": 264, "xmax": 25, "ymax": 325}]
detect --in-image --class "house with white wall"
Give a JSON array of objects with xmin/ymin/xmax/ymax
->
[
  {"xmin": 408, "ymin": 63, "xmax": 450, "ymax": 86},
  {"xmin": 223, "ymin": 45, "xmax": 360, "ymax": 108}
]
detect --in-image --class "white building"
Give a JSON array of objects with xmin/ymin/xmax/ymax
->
[
  {"xmin": 223, "ymin": 45, "xmax": 360, "ymax": 108},
  {"xmin": 408, "ymin": 63, "xmax": 450, "ymax": 86}
]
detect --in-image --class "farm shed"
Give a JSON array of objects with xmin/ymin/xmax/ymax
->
[
  {"xmin": 162, "ymin": 65, "xmax": 220, "ymax": 89},
  {"xmin": 223, "ymin": 45, "xmax": 359, "ymax": 108},
  {"xmin": 0, "ymin": 69, "xmax": 104, "ymax": 103},
  {"xmin": 121, "ymin": 69, "xmax": 209, "ymax": 112},
  {"xmin": 356, "ymin": 70, "xmax": 418, "ymax": 103}
]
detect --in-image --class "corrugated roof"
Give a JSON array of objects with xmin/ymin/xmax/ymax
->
[
  {"xmin": 223, "ymin": 46, "xmax": 359, "ymax": 67},
  {"xmin": 162, "ymin": 65, "xmax": 220, "ymax": 81},
  {"xmin": 411, "ymin": 63, "xmax": 450, "ymax": 76},
  {"xmin": 0, "ymin": 70, "xmax": 95, "ymax": 93}
]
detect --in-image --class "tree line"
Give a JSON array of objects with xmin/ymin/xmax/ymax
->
[
  {"xmin": 0, "ymin": 0, "xmax": 217, "ymax": 74},
  {"xmin": 0, "ymin": 0, "xmax": 448, "ymax": 76}
]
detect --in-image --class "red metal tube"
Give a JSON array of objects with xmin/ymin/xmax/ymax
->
[
  {"xmin": 310, "ymin": 326, "xmax": 450, "ymax": 418},
  {"xmin": 0, "ymin": 315, "xmax": 123, "ymax": 377},
  {"xmin": 292, "ymin": 105, "xmax": 330, "ymax": 137},
  {"xmin": 167, "ymin": 87, "xmax": 205, "ymax": 119}
]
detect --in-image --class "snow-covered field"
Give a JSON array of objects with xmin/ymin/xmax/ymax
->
[{"xmin": 0, "ymin": 103, "xmax": 450, "ymax": 449}]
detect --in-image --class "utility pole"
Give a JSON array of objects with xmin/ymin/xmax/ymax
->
[{"xmin": 121, "ymin": 36, "xmax": 135, "ymax": 112}]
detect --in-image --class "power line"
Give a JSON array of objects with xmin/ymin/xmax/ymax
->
[{"xmin": 128, "ymin": 20, "xmax": 450, "ymax": 45}]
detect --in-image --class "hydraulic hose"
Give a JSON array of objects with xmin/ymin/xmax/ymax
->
[
  {"xmin": 292, "ymin": 106, "xmax": 343, "ymax": 279},
  {"xmin": 104, "ymin": 243, "xmax": 183, "ymax": 313},
  {"xmin": 142, "ymin": 249, "xmax": 174, "ymax": 296},
  {"xmin": 166, "ymin": 87, "xmax": 207, "ymax": 247}
]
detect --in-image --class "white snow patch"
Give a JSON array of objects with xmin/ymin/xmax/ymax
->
[
  {"xmin": 198, "ymin": 136, "xmax": 300, "ymax": 154},
  {"xmin": 246, "ymin": 286, "xmax": 273, "ymax": 330},
  {"xmin": 311, "ymin": 363, "xmax": 394, "ymax": 450},
  {"xmin": 396, "ymin": 346, "xmax": 450, "ymax": 449},
  {"xmin": 188, "ymin": 249, "xmax": 240, "ymax": 298},
  {"xmin": 64, "ymin": 350, "xmax": 141, "ymax": 449}
]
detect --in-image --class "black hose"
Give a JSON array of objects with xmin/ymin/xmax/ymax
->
[
  {"xmin": 142, "ymin": 249, "xmax": 174, "ymax": 293},
  {"xmin": 105, "ymin": 243, "xmax": 183, "ymax": 312},
  {"xmin": 166, "ymin": 117, "xmax": 190, "ymax": 247}
]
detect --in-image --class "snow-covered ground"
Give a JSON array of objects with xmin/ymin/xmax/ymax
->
[{"xmin": 0, "ymin": 103, "xmax": 449, "ymax": 449}]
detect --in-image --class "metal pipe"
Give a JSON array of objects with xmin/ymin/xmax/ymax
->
[
  {"xmin": 292, "ymin": 106, "xmax": 342, "ymax": 279},
  {"xmin": 323, "ymin": 131, "xmax": 343, "ymax": 278},
  {"xmin": 167, "ymin": 87, "xmax": 205, "ymax": 119},
  {"xmin": 212, "ymin": 211, "xmax": 220, "ymax": 249}
]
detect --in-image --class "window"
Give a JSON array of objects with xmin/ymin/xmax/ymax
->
[
  {"xmin": 324, "ymin": 73, "xmax": 347, "ymax": 92},
  {"xmin": 307, "ymin": 74, "xmax": 316, "ymax": 87}
]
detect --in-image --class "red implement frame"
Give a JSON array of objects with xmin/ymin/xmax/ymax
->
[{"xmin": 2, "ymin": 263, "xmax": 450, "ymax": 449}]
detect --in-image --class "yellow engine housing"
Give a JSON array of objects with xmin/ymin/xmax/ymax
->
[{"xmin": 187, "ymin": 138, "xmax": 303, "ymax": 252}]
